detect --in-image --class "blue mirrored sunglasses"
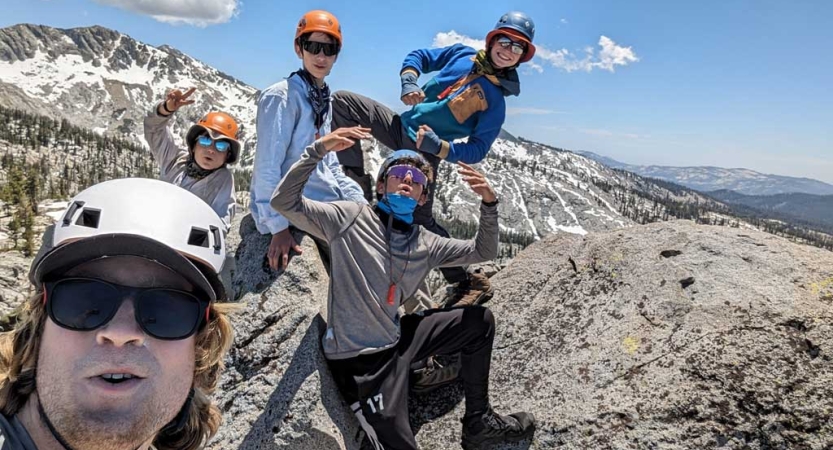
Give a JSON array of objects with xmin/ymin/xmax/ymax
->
[
  {"xmin": 386, "ymin": 165, "xmax": 428, "ymax": 186},
  {"xmin": 197, "ymin": 135, "xmax": 231, "ymax": 152}
]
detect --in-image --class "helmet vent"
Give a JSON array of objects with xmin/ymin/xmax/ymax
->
[
  {"xmin": 75, "ymin": 208, "xmax": 101, "ymax": 229},
  {"xmin": 61, "ymin": 200, "xmax": 85, "ymax": 226},
  {"xmin": 187, "ymin": 227, "xmax": 210, "ymax": 248},
  {"xmin": 210, "ymin": 225, "xmax": 222, "ymax": 253}
]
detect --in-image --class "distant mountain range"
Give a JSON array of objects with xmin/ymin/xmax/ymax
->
[
  {"xmin": 708, "ymin": 190, "xmax": 833, "ymax": 232},
  {"xmin": 578, "ymin": 151, "xmax": 833, "ymax": 196}
]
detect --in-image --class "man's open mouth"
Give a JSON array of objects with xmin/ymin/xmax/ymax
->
[{"xmin": 99, "ymin": 373, "xmax": 140, "ymax": 384}]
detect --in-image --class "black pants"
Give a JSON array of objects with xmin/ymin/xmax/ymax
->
[
  {"xmin": 331, "ymin": 90, "xmax": 467, "ymax": 284},
  {"xmin": 328, "ymin": 307, "xmax": 495, "ymax": 450}
]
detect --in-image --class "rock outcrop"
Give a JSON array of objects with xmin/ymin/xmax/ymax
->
[{"xmin": 212, "ymin": 218, "xmax": 833, "ymax": 449}]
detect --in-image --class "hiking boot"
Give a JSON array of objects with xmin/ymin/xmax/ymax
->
[
  {"xmin": 441, "ymin": 269, "xmax": 495, "ymax": 308},
  {"xmin": 461, "ymin": 407, "xmax": 536, "ymax": 450},
  {"xmin": 410, "ymin": 357, "xmax": 461, "ymax": 394}
]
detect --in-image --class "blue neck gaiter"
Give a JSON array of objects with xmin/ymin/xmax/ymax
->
[{"xmin": 378, "ymin": 194, "xmax": 418, "ymax": 224}]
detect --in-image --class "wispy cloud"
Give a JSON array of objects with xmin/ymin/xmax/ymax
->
[
  {"xmin": 560, "ymin": 18, "xmax": 569, "ymax": 25},
  {"xmin": 94, "ymin": 0, "xmax": 240, "ymax": 26},
  {"xmin": 580, "ymin": 128, "xmax": 647, "ymax": 139},
  {"xmin": 432, "ymin": 32, "xmax": 639, "ymax": 73},
  {"xmin": 507, "ymin": 107, "xmax": 564, "ymax": 116}
]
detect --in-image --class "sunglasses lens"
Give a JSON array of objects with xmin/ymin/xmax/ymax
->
[
  {"xmin": 49, "ymin": 279, "xmax": 120, "ymax": 331},
  {"xmin": 214, "ymin": 140, "xmax": 230, "ymax": 152},
  {"xmin": 322, "ymin": 43, "xmax": 338, "ymax": 56},
  {"xmin": 498, "ymin": 38, "xmax": 525, "ymax": 55},
  {"xmin": 137, "ymin": 290, "xmax": 204, "ymax": 340},
  {"xmin": 387, "ymin": 165, "xmax": 427, "ymax": 186},
  {"xmin": 197, "ymin": 136, "xmax": 213, "ymax": 146},
  {"xmin": 304, "ymin": 40, "xmax": 338, "ymax": 56}
]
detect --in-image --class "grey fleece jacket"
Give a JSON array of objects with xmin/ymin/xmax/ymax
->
[
  {"xmin": 143, "ymin": 108, "xmax": 235, "ymax": 229},
  {"xmin": 271, "ymin": 141, "xmax": 499, "ymax": 360}
]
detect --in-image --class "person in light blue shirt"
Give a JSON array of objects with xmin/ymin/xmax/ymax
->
[{"xmin": 250, "ymin": 10, "xmax": 366, "ymax": 273}]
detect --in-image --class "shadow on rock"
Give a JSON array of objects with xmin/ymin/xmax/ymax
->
[
  {"xmin": 237, "ymin": 315, "xmax": 356, "ymax": 450},
  {"xmin": 233, "ymin": 214, "xmax": 311, "ymax": 299}
]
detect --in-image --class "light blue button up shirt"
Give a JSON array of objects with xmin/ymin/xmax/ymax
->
[{"xmin": 250, "ymin": 73, "xmax": 367, "ymax": 235}]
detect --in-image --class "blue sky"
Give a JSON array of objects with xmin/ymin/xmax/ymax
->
[{"xmin": 3, "ymin": 0, "xmax": 832, "ymax": 183}]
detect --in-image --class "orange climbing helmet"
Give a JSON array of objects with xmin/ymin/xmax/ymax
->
[
  {"xmin": 185, "ymin": 112, "xmax": 241, "ymax": 165},
  {"xmin": 295, "ymin": 10, "xmax": 342, "ymax": 50}
]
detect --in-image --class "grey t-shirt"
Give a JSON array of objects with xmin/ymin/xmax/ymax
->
[{"xmin": 0, "ymin": 414, "xmax": 37, "ymax": 450}]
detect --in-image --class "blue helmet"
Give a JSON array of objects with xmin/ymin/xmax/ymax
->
[
  {"xmin": 376, "ymin": 149, "xmax": 433, "ymax": 187},
  {"xmin": 486, "ymin": 11, "xmax": 537, "ymax": 63}
]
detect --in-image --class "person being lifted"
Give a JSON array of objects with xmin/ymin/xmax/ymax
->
[
  {"xmin": 331, "ymin": 11, "xmax": 538, "ymax": 307},
  {"xmin": 271, "ymin": 128, "xmax": 536, "ymax": 450}
]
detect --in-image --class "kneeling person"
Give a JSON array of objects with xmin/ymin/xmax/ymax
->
[{"xmin": 271, "ymin": 128, "xmax": 535, "ymax": 450}]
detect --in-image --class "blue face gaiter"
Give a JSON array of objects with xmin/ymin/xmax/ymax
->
[{"xmin": 378, "ymin": 194, "xmax": 418, "ymax": 224}]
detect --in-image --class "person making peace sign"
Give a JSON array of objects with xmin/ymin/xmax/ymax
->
[{"xmin": 143, "ymin": 87, "xmax": 242, "ymax": 230}]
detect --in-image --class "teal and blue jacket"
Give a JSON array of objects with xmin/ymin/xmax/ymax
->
[{"xmin": 400, "ymin": 44, "xmax": 520, "ymax": 164}]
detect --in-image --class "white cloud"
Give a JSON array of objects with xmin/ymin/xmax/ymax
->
[
  {"xmin": 537, "ymin": 36, "xmax": 639, "ymax": 73},
  {"xmin": 432, "ymin": 31, "xmax": 485, "ymax": 50},
  {"xmin": 94, "ymin": 0, "xmax": 240, "ymax": 26},
  {"xmin": 580, "ymin": 128, "xmax": 614, "ymax": 137},
  {"xmin": 560, "ymin": 18, "xmax": 569, "ymax": 24},
  {"xmin": 595, "ymin": 36, "xmax": 640, "ymax": 72},
  {"xmin": 432, "ymin": 32, "xmax": 639, "ymax": 74},
  {"xmin": 507, "ymin": 107, "xmax": 563, "ymax": 116}
]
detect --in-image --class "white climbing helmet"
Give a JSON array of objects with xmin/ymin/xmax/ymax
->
[{"xmin": 30, "ymin": 178, "xmax": 227, "ymax": 301}]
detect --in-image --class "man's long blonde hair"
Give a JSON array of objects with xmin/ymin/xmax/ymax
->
[{"xmin": 0, "ymin": 291, "xmax": 236, "ymax": 450}]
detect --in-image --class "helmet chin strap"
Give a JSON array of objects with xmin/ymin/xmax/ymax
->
[
  {"xmin": 37, "ymin": 399, "xmax": 79, "ymax": 450},
  {"xmin": 37, "ymin": 391, "xmax": 171, "ymax": 450}
]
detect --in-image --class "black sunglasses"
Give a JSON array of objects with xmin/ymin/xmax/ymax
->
[
  {"xmin": 301, "ymin": 39, "xmax": 339, "ymax": 57},
  {"xmin": 44, "ymin": 278, "xmax": 209, "ymax": 340}
]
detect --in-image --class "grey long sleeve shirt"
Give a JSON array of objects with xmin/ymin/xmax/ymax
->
[
  {"xmin": 143, "ymin": 108, "xmax": 235, "ymax": 229},
  {"xmin": 271, "ymin": 141, "xmax": 499, "ymax": 360}
]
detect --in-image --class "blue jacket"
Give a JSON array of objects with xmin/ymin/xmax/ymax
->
[
  {"xmin": 400, "ymin": 44, "xmax": 516, "ymax": 164},
  {"xmin": 250, "ymin": 73, "xmax": 367, "ymax": 235}
]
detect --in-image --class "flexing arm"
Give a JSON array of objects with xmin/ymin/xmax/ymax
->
[
  {"xmin": 427, "ymin": 163, "xmax": 499, "ymax": 266},
  {"xmin": 271, "ymin": 127, "xmax": 371, "ymax": 242}
]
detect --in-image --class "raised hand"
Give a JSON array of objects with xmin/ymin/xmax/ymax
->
[
  {"xmin": 458, "ymin": 162, "xmax": 496, "ymax": 203},
  {"xmin": 320, "ymin": 126, "xmax": 371, "ymax": 152},
  {"xmin": 163, "ymin": 87, "xmax": 197, "ymax": 113}
]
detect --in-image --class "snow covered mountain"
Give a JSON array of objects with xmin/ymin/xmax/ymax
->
[
  {"xmin": 0, "ymin": 24, "xmax": 259, "ymax": 163},
  {"xmin": 0, "ymin": 23, "xmax": 645, "ymax": 239},
  {"xmin": 578, "ymin": 151, "xmax": 833, "ymax": 196},
  {"xmin": 365, "ymin": 135, "xmax": 633, "ymax": 238}
]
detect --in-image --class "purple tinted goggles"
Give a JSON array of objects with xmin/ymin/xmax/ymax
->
[{"xmin": 386, "ymin": 165, "xmax": 428, "ymax": 186}]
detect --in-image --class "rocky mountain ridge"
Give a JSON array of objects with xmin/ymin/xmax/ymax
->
[{"xmin": 578, "ymin": 150, "xmax": 833, "ymax": 196}]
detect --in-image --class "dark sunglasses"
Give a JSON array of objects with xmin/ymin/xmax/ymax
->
[
  {"xmin": 197, "ymin": 135, "xmax": 231, "ymax": 152},
  {"xmin": 386, "ymin": 165, "xmax": 428, "ymax": 186},
  {"xmin": 301, "ymin": 39, "xmax": 339, "ymax": 57},
  {"xmin": 496, "ymin": 36, "xmax": 526, "ymax": 55},
  {"xmin": 44, "ymin": 278, "xmax": 209, "ymax": 340}
]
